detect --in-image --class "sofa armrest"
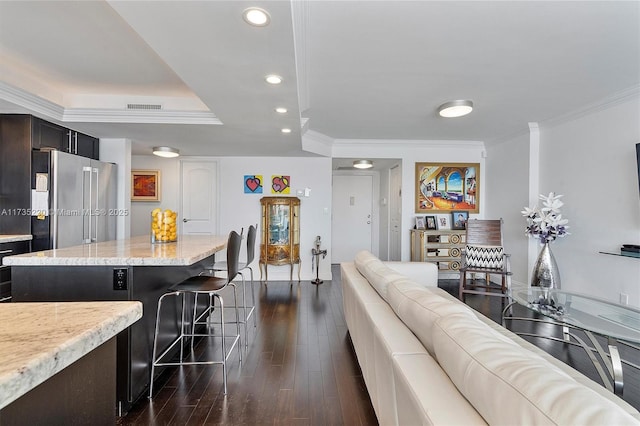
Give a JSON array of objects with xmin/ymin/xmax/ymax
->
[{"xmin": 383, "ymin": 261, "xmax": 438, "ymax": 287}]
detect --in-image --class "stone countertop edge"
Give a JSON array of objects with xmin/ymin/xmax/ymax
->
[
  {"xmin": 0, "ymin": 301, "xmax": 143, "ymax": 409},
  {"xmin": 2, "ymin": 234, "xmax": 227, "ymax": 267},
  {"xmin": 0, "ymin": 235, "xmax": 33, "ymax": 244}
]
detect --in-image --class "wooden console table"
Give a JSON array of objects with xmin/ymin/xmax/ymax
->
[{"xmin": 410, "ymin": 229, "xmax": 466, "ymax": 271}]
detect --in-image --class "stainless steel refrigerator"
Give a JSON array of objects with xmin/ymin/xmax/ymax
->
[{"xmin": 31, "ymin": 150, "xmax": 117, "ymax": 251}]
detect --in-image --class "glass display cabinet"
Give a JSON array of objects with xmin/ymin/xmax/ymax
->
[{"xmin": 259, "ymin": 196, "xmax": 301, "ymax": 282}]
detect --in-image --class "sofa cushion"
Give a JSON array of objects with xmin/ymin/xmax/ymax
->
[
  {"xmin": 383, "ymin": 260, "xmax": 439, "ymax": 287},
  {"xmin": 387, "ymin": 280, "xmax": 476, "ymax": 357},
  {"xmin": 433, "ymin": 313, "xmax": 640, "ymax": 425},
  {"xmin": 393, "ymin": 353, "xmax": 488, "ymax": 425},
  {"xmin": 354, "ymin": 251, "xmax": 406, "ymax": 302}
]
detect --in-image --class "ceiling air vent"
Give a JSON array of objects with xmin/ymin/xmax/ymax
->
[{"xmin": 126, "ymin": 103, "xmax": 162, "ymax": 110}]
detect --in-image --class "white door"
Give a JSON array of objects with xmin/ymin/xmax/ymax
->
[
  {"xmin": 389, "ymin": 164, "xmax": 402, "ymax": 261},
  {"xmin": 332, "ymin": 174, "xmax": 373, "ymax": 262},
  {"xmin": 181, "ymin": 160, "xmax": 218, "ymax": 234}
]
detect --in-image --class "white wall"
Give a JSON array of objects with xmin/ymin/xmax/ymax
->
[
  {"xmin": 131, "ymin": 155, "xmax": 333, "ymax": 282},
  {"xmin": 130, "ymin": 155, "xmax": 181, "ymax": 235},
  {"xmin": 99, "ymin": 138, "xmax": 131, "ymax": 239},
  {"xmin": 378, "ymin": 167, "xmax": 390, "ymax": 260},
  {"xmin": 332, "ymin": 140, "xmax": 486, "ymax": 260},
  {"xmin": 486, "ymin": 96, "xmax": 640, "ymax": 307},
  {"xmin": 485, "ymin": 132, "xmax": 530, "ymax": 286},
  {"xmin": 540, "ymin": 97, "xmax": 640, "ymax": 307}
]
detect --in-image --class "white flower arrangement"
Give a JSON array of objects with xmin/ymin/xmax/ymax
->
[{"xmin": 521, "ymin": 192, "xmax": 570, "ymax": 244}]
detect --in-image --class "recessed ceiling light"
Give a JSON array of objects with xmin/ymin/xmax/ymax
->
[
  {"xmin": 353, "ymin": 160, "xmax": 373, "ymax": 169},
  {"xmin": 437, "ymin": 100, "xmax": 474, "ymax": 118},
  {"xmin": 281, "ymin": 128, "xmax": 292, "ymax": 134},
  {"xmin": 152, "ymin": 146, "xmax": 180, "ymax": 158},
  {"xmin": 265, "ymin": 74, "xmax": 283, "ymax": 85},
  {"xmin": 243, "ymin": 7, "xmax": 270, "ymax": 26},
  {"xmin": 275, "ymin": 107, "xmax": 288, "ymax": 114}
]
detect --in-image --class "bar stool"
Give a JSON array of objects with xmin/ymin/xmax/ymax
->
[
  {"xmin": 149, "ymin": 230, "xmax": 243, "ymax": 398},
  {"xmin": 205, "ymin": 224, "xmax": 257, "ymax": 346}
]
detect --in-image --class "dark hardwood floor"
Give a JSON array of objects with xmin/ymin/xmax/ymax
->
[
  {"xmin": 118, "ymin": 266, "xmax": 377, "ymax": 425},
  {"xmin": 119, "ymin": 266, "xmax": 639, "ymax": 425}
]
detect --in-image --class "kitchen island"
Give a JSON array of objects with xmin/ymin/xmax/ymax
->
[
  {"xmin": 3, "ymin": 234, "xmax": 227, "ymax": 413},
  {"xmin": 0, "ymin": 301, "xmax": 142, "ymax": 425}
]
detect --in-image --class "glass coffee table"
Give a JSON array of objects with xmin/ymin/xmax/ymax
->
[{"xmin": 503, "ymin": 287, "xmax": 640, "ymax": 396}]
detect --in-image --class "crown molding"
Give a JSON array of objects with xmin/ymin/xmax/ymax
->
[
  {"xmin": 62, "ymin": 108, "xmax": 222, "ymax": 125},
  {"xmin": 334, "ymin": 138, "xmax": 485, "ymax": 149},
  {"xmin": 542, "ymin": 85, "xmax": 640, "ymax": 129},
  {"xmin": 0, "ymin": 81, "xmax": 222, "ymax": 125},
  {"xmin": 0, "ymin": 81, "xmax": 65, "ymax": 119}
]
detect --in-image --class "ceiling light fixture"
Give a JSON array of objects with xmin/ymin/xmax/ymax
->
[
  {"xmin": 275, "ymin": 107, "xmax": 288, "ymax": 114},
  {"xmin": 243, "ymin": 7, "xmax": 270, "ymax": 26},
  {"xmin": 152, "ymin": 146, "xmax": 180, "ymax": 158},
  {"xmin": 437, "ymin": 100, "xmax": 474, "ymax": 118},
  {"xmin": 265, "ymin": 74, "xmax": 283, "ymax": 85},
  {"xmin": 353, "ymin": 160, "xmax": 373, "ymax": 169},
  {"xmin": 281, "ymin": 128, "xmax": 292, "ymax": 134}
]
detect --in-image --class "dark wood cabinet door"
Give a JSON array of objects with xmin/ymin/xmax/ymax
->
[
  {"xmin": 31, "ymin": 117, "xmax": 67, "ymax": 151},
  {"xmin": 74, "ymin": 131, "xmax": 99, "ymax": 159}
]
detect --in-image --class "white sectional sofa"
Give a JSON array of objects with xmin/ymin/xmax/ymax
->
[{"xmin": 341, "ymin": 250, "xmax": 640, "ymax": 425}]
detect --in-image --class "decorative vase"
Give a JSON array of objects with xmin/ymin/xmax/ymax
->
[{"xmin": 531, "ymin": 242, "xmax": 561, "ymax": 289}]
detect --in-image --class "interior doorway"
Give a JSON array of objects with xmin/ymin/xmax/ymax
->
[
  {"xmin": 389, "ymin": 164, "xmax": 402, "ymax": 261},
  {"xmin": 180, "ymin": 160, "xmax": 219, "ymax": 235},
  {"xmin": 331, "ymin": 174, "xmax": 373, "ymax": 262}
]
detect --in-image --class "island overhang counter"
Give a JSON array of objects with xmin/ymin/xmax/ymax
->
[
  {"xmin": 0, "ymin": 301, "xmax": 142, "ymax": 424},
  {"xmin": 3, "ymin": 234, "xmax": 227, "ymax": 413}
]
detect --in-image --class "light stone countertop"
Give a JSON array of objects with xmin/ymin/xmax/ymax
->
[
  {"xmin": 0, "ymin": 301, "xmax": 142, "ymax": 409},
  {"xmin": 2, "ymin": 234, "xmax": 227, "ymax": 266},
  {"xmin": 0, "ymin": 235, "xmax": 33, "ymax": 244}
]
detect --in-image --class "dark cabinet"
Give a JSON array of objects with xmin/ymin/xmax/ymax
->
[
  {"xmin": 0, "ymin": 114, "xmax": 100, "ymax": 234},
  {"xmin": 0, "ymin": 240, "xmax": 31, "ymax": 302},
  {"xmin": 29, "ymin": 116, "xmax": 99, "ymax": 159},
  {"xmin": 71, "ymin": 130, "xmax": 99, "ymax": 160},
  {"xmin": 31, "ymin": 117, "xmax": 67, "ymax": 151},
  {"xmin": 60, "ymin": 128, "xmax": 100, "ymax": 159}
]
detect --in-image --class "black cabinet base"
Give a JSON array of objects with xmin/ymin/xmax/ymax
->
[{"xmin": 0, "ymin": 337, "xmax": 116, "ymax": 426}]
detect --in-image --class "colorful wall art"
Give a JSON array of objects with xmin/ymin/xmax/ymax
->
[
  {"xmin": 271, "ymin": 175, "xmax": 290, "ymax": 194},
  {"xmin": 131, "ymin": 170, "xmax": 161, "ymax": 201},
  {"xmin": 244, "ymin": 175, "xmax": 263, "ymax": 194},
  {"xmin": 415, "ymin": 162, "xmax": 479, "ymax": 213}
]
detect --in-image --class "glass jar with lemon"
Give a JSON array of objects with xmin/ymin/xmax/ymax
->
[{"xmin": 151, "ymin": 208, "xmax": 178, "ymax": 243}]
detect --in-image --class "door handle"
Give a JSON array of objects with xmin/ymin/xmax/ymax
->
[
  {"xmin": 367, "ymin": 221, "xmax": 371, "ymax": 224},
  {"xmin": 183, "ymin": 218, "xmax": 190, "ymax": 223}
]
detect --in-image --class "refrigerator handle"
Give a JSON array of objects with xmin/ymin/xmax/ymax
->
[
  {"xmin": 74, "ymin": 133, "xmax": 78, "ymax": 154},
  {"xmin": 92, "ymin": 167, "xmax": 99, "ymax": 242},
  {"xmin": 67, "ymin": 131, "xmax": 73, "ymax": 153},
  {"xmin": 83, "ymin": 166, "xmax": 92, "ymax": 243}
]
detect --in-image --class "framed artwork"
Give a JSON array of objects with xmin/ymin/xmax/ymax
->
[
  {"xmin": 437, "ymin": 215, "xmax": 450, "ymax": 230},
  {"xmin": 415, "ymin": 216, "xmax": 426, "ymax": 230},
  {"xmin": 425, "ymin": 215, "xmax": 437, "ymax": 230},
  {"xmin": 244, "ymin": 175, "xmax": 263, "ymax": 194},
  {"xmin": 131, "ymin": 170, "xmax": 160, "ymax": 201},
  {"xmin": 271, "ymin": 175, "xmax": 290, "ymax": 194},
  {"xmin": 451, "ymin": 211, "xmax": 469, "ymax": 230},
  {"xmin": 415, "ymin": 162, "xmax": 479, "ymax": 213}
]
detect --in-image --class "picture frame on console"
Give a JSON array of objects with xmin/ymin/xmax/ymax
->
[
  {"xmin": 437, "ymin": 215, "xmax": 450, "ymax": 230},
  {"xmin": 415, "ymin": 216, "xmax": 426, "ymax": 230},
  {"xmin": 425, "ymin": 215, "xmax": 437, "ymax": 230},
  {"xmin": 451, "ymin": 211, "xmax": 468, "ymax": 230}
]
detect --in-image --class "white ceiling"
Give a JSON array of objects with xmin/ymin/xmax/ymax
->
[{"xmin": 0, "ymin": 1, "xmax": 638, "ymax": 158}]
